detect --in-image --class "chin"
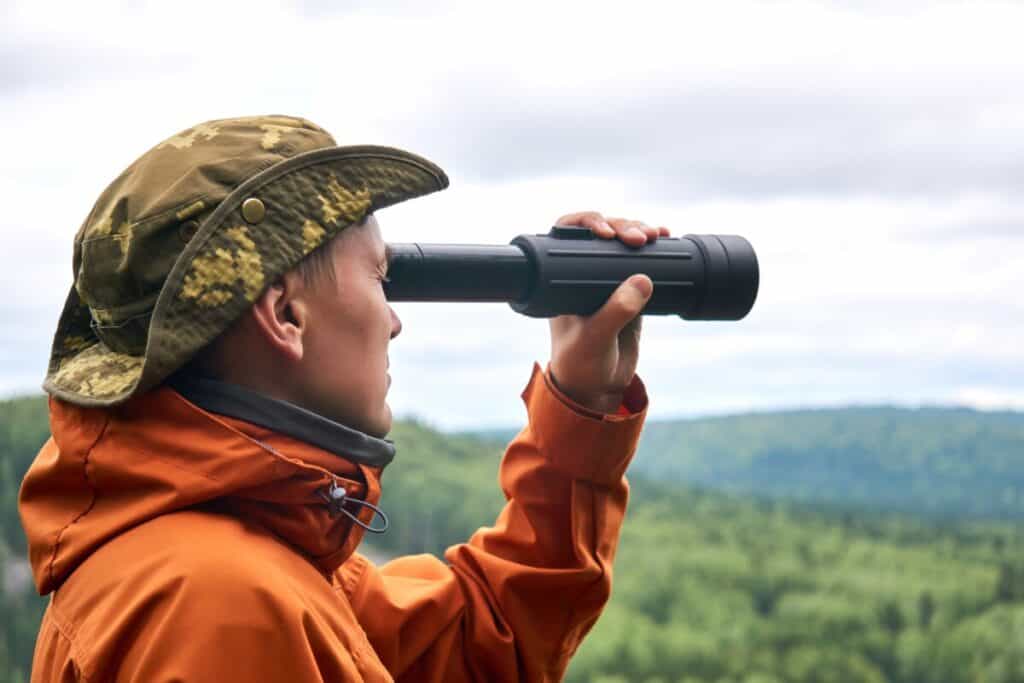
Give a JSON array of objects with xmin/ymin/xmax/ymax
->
[
  {"xmin": 377, "ymin": 410, "xmax": 393, "ymax": 438},
  {"xmin": 364, "ymin": 406, "xmax": 393, "ymax": 439}
]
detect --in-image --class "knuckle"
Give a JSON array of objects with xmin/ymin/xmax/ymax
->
[{"xmin": 557, "ymin": 211, "xmax": 604, "ymax": 226}]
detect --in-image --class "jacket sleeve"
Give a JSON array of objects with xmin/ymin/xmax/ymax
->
[{"xmin": 338, "ymin": 361, "xmax": 648, "ymax": 682}]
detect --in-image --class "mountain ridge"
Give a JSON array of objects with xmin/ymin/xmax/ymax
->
[{"xmin": 460, "ymin": 404, "xmax": 1024, "ymax": 520}]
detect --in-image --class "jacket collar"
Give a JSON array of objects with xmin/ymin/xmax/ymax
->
[
  {"xmin": 20, "ymin": 382, "xmax": 388, "ymax": 594},
  {"xmin": 168, "ymin": 373, "xmax": 396, "ymax": 469}
]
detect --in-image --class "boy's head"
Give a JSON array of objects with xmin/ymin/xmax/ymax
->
[
  {"xmin": 193, "ymin": 213, "xmax": 401, "ymax": 437},
  {"xmin": 42, "ymin": 116, "xmax": 446, "ymax": 419}
]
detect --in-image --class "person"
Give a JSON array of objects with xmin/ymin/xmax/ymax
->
[{"xmin": 18, "ymin": 115, "xmax": 667, "ymax": 682}]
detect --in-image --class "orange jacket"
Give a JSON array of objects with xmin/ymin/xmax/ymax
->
[{"xmin": 19, "ymin": 363, "xmax": 647, "ymax": 682}]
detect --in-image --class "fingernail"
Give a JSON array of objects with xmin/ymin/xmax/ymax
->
[{"xmin": 630, "ymin": 228, "xmax": 645, "ymax": 239}]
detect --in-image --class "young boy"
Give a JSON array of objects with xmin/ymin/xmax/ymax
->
[{"xmin": 19, "ymin": 115, "xmax": 665, "ymax": 682}]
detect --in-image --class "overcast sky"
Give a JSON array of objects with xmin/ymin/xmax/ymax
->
[{"xmin": 2, "ymin": 0, "xmax": 1022, "ymax": 430}]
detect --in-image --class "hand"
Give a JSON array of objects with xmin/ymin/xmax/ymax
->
[{"xmin": 547, "ymin": 211, "xmax": 669, "ymax": 414}]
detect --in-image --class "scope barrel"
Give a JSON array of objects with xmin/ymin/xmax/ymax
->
[
  {"xmin": 384, "ymin": 227, "xmax": 759, "ymax": 321},
  {"xmin": 383, "ymin": 244, "xmax": 531, "ymax": 303}
]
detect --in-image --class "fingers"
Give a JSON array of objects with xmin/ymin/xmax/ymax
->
[
  {"xmin": 555, "ymin": 211, "xmax": 670, "ymax": 246},
  {"xmin": 586, "ymin": 274, "xmax": 654, "ymax": 340},
  {"xmin": 606, "ymin": 217, "xmax": 658, "ymax": 246},
  {"xmin": 555, "ymin": 211, "xmax": 614, "ymax": 238}
]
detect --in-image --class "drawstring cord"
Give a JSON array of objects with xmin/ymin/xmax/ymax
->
[
  {"xmin": 317, "ymin": 479, "xmax": 390, "ymax": 534},
  {"xmin": 247, "ymin": 439, "xmax": 390, "ymax": 536}
]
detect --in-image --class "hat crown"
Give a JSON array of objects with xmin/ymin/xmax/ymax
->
[{"xmin": 74, "ymin": 115, "xmax": 335, "ymax": 352}]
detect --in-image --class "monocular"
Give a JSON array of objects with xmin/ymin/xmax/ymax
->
[{"xmin": 384, "ymin": 226, "xmax": 759, "ymax": 320}]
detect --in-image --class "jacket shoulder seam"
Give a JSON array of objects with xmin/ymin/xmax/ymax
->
[{"xmin": 47, "ymin": 413, "xmax": 111, "ymax": 589}]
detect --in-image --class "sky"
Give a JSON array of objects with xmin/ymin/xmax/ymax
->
[{"xmin": 2, "ymin": 0, "xmax": 1022, "ymax": 430}]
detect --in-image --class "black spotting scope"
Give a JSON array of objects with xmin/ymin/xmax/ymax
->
[{"xmin": 384, "ymin": 226, "xmax": 759, "ymax": 320}]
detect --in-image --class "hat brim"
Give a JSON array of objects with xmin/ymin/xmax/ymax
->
[{"xmin": 45, "ymin": 145, "xmax": 448, "ymax": 407}]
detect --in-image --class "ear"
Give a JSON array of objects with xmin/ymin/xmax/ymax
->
[{"xmin": 249, "ymin": 270, "xmax": 309, "ymax": 363}]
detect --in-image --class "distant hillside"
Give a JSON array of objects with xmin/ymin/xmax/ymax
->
[{"xmin": 466, "ymin": 406, "xmax": 1024, "ymax": 520}]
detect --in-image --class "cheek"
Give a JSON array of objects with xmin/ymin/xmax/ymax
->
[{"xmin": 312, "ymin": 293, "xmax": 390, "ymax": 377}]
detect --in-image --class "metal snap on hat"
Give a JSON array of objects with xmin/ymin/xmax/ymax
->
[{"xmin": 44, "ymin": 115, "xmax": 448, "ymax": 407}]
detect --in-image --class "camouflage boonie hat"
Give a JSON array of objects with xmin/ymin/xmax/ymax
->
[{"xmin": 44, "ymin": 115, "xmax": 448, "ymax": 407}]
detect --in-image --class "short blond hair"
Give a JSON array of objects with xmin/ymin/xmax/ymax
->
[{"xmin": 295, "ymin": 213, "xmax": 375, "ymax": 287}]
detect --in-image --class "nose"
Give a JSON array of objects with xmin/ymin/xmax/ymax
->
[{"xmin": 389, "ymin": 305, "xmax": 402, "ymax": 340}]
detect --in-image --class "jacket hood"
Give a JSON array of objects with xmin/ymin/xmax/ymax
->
[{"xmin": 19, "ymin": 380, "xmax": 390, "ymax": 595}]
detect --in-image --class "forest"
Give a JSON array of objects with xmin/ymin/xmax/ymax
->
[
  {"xmin": 472, "ymin": 406, "xmax": 1024, "ymax": 520},
  {"xmin": 3, "ymin": 396, "xmax": 1024, "ymax": 682}
]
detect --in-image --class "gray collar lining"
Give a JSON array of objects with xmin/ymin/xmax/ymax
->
[{"xmin": 168, "ymin": 374, "xmax": 395, "ymax": 469}]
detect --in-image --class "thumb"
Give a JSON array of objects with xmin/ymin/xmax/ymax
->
[{"xmin": 588, "ymin": 274, "xmax": 653, "ymax": 338}]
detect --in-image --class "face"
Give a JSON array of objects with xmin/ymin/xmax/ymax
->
[{"xmin": 294, "ymin": 215, "xmax": 401, "ymax": 437}]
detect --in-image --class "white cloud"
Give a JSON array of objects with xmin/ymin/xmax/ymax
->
[{"xmin": 1, "ymin": 0, "xmax": 1022, "ymax": 429}]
